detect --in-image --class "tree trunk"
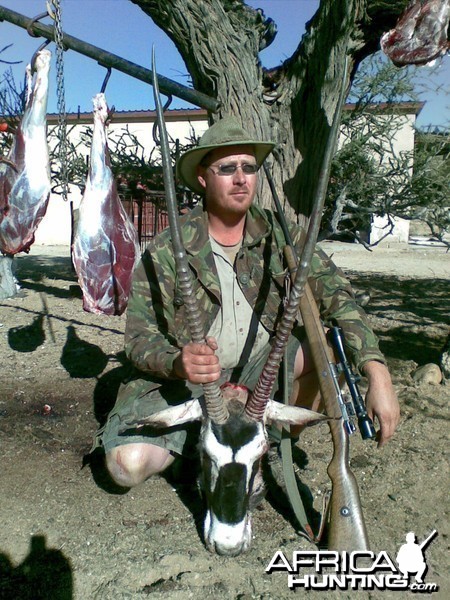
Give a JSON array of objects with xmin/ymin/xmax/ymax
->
[
  {"xmin": 132, "ymin": 0, "xmax": 409, "ymax": 226},
  {"xmin": 0, "ymin": 255, "xmax": 18, "ymax": 299}
]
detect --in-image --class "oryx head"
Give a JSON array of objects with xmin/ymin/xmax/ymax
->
[{"xmin": 133, "ymin": 380, "xmax": 327, "ymax": 556}]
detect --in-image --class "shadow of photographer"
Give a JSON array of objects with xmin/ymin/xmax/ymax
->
[{"xmin": 0, "ymin": 534, "xmax": 73, "ymax": 599}]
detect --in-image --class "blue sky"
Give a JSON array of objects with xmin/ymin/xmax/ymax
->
[{"xmin": 1, "ymin": 0, "xmax": 449, "ymax": 128}]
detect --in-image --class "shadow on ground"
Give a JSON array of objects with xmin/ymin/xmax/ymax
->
[
  {"xmin": 0, "ymin": 535, "xmax": 73, "ymax": 600},
  {"xmin": 15, "ymin": 254, "xmax": 75, "ymax": 283},
  {"xmin": 350, "ymin": 274, "xmax": 449, "ymax": 365}
]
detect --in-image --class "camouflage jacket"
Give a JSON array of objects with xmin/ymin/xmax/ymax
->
[{"xmin": 125, "ymin": 202, "xmax": 385, "ymax": 378}]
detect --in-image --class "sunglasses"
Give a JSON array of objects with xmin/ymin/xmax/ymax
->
[{"xmin": 206, "ymin": 162, "xmax": 259, "ymax": 176}]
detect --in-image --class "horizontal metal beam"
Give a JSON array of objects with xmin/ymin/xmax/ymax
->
[{"xmin": 0, "ymin": 5, "xmax": 220, "ymax": 113}]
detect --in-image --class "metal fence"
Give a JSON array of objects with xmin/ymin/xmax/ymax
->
[{"xmin": 121, "ymin": 191, "xmax": 197, "ymax": 253}]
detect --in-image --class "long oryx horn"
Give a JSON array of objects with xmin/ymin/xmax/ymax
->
[
  {"xmin": 245, "ymin": 57, "xmax": 349, "ymax": 422},
  {"xmin": 151, "ymin": 49, "xmax": 228, "ymax": 425}
]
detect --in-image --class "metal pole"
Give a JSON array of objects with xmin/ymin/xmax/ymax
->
[{"xmin": 0, "ymin": 5, "xmax": 220, "ymax": 113}]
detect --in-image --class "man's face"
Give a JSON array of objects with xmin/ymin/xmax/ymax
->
[{"xmin": 197, "ymin": 145, "xmax": 258, "ymax": 219}]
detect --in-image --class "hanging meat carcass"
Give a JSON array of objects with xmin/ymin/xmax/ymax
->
[
  {"xmin": 72, "ymin": 93, "xmax": 140, "ymax": 316},
  {"xmin": 381, "ymin": 0, "xmax": 450, "ymax": 66},
  {"xmin": 0, "ymin": 49, "xmax": 52, "ymax": 253}
]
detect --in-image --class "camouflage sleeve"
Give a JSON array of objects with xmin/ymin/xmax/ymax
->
[
  {"xmin": 124, "ymin": 241, "xmax": 181, "ymax": 378},
  {"xmin": 291, "ymin": 229, "xmax": 386, "ymax": 374}
]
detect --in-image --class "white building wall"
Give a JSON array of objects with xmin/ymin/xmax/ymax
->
[
  {"xmin": 370, "ymin": 214, "xmax": 411, "ymax": 244},
  {"xmin": 34, "ymin": 186, "xmax": 81, "ymax": 245},
  {"xmin": 34, "ymin": 106, "xmax": 420, "ymax": 247},
  {"xmin": 339, "ymin": 111, "xmax": 418, "ymax": 245},
  {"xmin": 34, "ymin": 115, "xmax": 209, "ymax": 246},
  {"xmin": 368, "ymin": 113, "xmax": 416, "ymax": 244}
]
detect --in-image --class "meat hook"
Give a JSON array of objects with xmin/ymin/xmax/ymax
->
[
  {"xmin": 30, "ymin": 39, "xmax": 52, "ymax": 74},
  {"xmin": 100, "ymin": 67, "xmax": 112, "ymax": 93}
]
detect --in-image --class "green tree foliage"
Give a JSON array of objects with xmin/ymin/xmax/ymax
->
[
  {"xmin": 410, "ymin": 129, "xmax": 449, "ymax": 244},
  {"xmin": 322, "ymin": 54, "xmax": 449, "ymax": 247},
  {"xmin": 0, "ymin": 65, "xmax": 25, "ymax": 157},
  {"xmin": 55, "ymin": 120, "xmax": 196, "ymax": 205}
]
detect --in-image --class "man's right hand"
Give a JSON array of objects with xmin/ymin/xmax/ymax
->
[{"xmin": 172, "ymin": 337, "xmax": 221, "ymax": 384}]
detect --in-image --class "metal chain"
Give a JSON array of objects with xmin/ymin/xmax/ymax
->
[{"xmin": 51, "ymin": 0, "xmax": 69, "ymax": 201}]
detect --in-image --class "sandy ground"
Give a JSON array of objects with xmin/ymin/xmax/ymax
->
[{"xmin": 0, "ymin": 241, "xmax": 449, "ymax": 600}]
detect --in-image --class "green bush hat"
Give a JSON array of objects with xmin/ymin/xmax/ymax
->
[{"xmin": 176, "ymin": 116, "xmax": 276, "ymax": 194}]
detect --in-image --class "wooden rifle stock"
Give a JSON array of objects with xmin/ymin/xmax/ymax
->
[{"xmin": 283, "ymin": 246, "xmax": 369, "ymax": 551}]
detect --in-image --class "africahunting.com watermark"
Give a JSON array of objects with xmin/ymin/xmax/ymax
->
[{"xmin": 266, "ymin": 530, "xmax": 439, "ymax": 593}]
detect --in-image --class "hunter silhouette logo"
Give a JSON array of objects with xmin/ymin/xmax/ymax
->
[
  {"xmin": 396, "ymin": 530, "xmax": 438, "ymax": 585},
  {"xmin": 266, "ymin": 529, "xmax": 439, "ymax": 592}
]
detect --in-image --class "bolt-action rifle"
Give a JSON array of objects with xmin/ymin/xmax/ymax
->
[
  {"xmin": 277, "ymin": 233, "xmax": 372, "ymax": 551},
  {"xmin": 265, "ymin": 54, "xmax": 373, "ymax": 551},
  {"xmin": 300, "ymin": 284, "xmax": 372, "ymax": 551}
]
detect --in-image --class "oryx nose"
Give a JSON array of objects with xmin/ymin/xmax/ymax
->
[{"xmin": 213, "ymin": 541, "xmax": 246, "ymax": 557}]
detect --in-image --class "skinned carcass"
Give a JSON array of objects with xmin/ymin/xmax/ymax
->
[
  {"xmin": 0, "ymin": 49, "xmax": 51, "ymax": 254},
  {"xmin": 72, "ymin": 93, "xmax": 140, "ymax": 316},
  {"xmin": 381, "ymin": 0, "xmax": 450, "ymax": 66}
]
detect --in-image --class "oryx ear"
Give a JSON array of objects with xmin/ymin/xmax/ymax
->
[
  {"xmin": 135, "ymin": 399, "xmax": 203, "ymax": 429},
  {"xmin": 264, "ymin": 400, "xmax": 330, "ymax": 427}
]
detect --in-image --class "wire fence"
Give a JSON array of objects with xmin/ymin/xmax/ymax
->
[{"xmin": 120, "ymin": 191, "xmax": 198, "ymax": 253}]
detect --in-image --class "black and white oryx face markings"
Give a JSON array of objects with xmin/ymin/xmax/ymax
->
[
  {"xmin": 201, "ymin": 416, "xmax": 268, "ymax": 501},
  {"xmin": 201, "ymin": 412, "xmax": 269, "ymax": 556},
  {"xmin": 130, "ymin": 390, "xmax": 328, "ymax": 555}
]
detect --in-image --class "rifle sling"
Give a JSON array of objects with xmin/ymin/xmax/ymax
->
[
  {"xmin": 280, "ymin": 349, "xmax": 316, "ymax": 542},
  {"xmin": 271, "ymin": 247, "xmax": 314, "ymax": 540}
]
